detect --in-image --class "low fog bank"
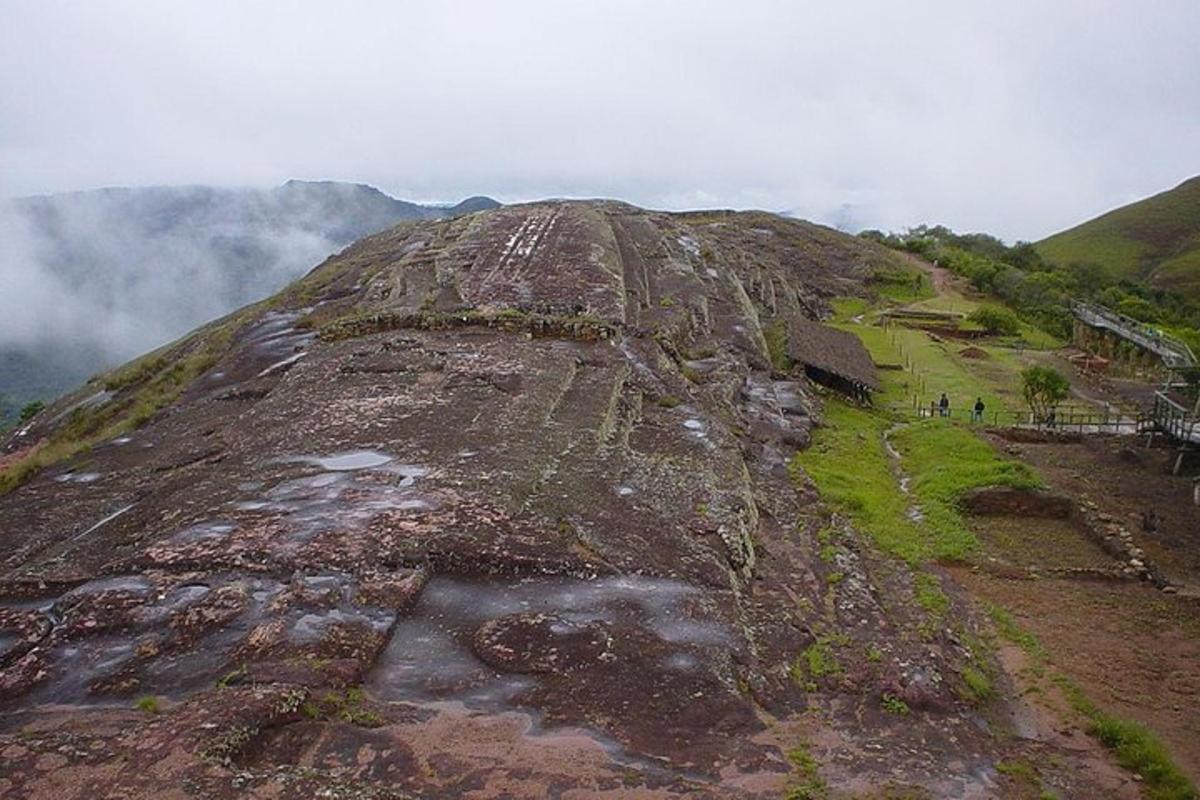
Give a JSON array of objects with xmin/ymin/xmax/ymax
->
[{"xmin": 0, "ymin": 181, "xmax": 497, "ymax": 416}]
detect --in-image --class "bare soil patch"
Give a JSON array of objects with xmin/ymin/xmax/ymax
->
[
  {"xmin": 993, "ymin": 434, "xmax": 1200, "ymax": 592},
  {"xmin": 953, "ymin": 569, "xmax": 1200, "ymax": 784}
]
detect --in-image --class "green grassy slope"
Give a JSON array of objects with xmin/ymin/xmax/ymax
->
[{"xmin": 1036, "ymin": 176, "xmax": 1200, "ymax": 295}]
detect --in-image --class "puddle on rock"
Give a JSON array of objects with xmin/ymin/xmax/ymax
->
[
  {"xmin": 55, "ymin": 472, "xmax": 101, "ymax": 484},
  {"xmin": 167, "ymin": 520, "xmax": 237, "ymax": 544},
  {"xmin": 230, "ymin": 454, "xmax": 434, "ymax": 546},
  {"xmin": 368, "ymin": 574, "xmax": 725, "ymax": 710},
  {"xmin": 283, "ymin": 449, "xmax": 395, "ymax": 471}
]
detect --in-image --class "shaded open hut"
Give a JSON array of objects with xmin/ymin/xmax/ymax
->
[{"xmin": 787, "ymin": 317, "xmax": 880, "ymax": 402}]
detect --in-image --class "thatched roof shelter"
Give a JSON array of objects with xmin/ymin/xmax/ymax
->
[{"xmin": 787, "ymin": 317, "xmax": 880, "ymax": 396}]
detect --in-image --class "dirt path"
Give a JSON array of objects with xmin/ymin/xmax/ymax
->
[{"xmin": 903, "ymin": 252, "xmax": 957, "ymax": 294}]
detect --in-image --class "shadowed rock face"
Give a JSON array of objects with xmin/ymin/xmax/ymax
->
[{"xmin": 0, "ymin": 202, "xmax": 1021, "ymax": 797}]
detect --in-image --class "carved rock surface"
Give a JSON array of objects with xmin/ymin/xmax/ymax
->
[{"xmin": 0, "ymin": 202, "xmax": 1106, "ymax": 798}]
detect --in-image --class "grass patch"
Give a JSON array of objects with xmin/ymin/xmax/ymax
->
[
  {"xmin": 785, "ymin": 743, "xmax": 828, "ymax": 800},
  {"xmin": 913, "ymin": 572, "xmax": 950, "ymax": 616},
  {"xmin": 1052, "ymin": 674, "xmax": 1195, "ymax": 800},
  {"xmin": 134, "ymin": 695, "xmax": 161, "ymax": 714},
  {"xmin": 1089, "ymin": 717, "xmax": 1195, "ymax": 800},
  {"xmin": 763, "ymin": 317, "xmax": 791, "ymax": 372},
  {"xmin": 789, "ymin": 401, "xmax": 928, "ymax": 563},
  {"xmin": 0, "ymin": 312, "xmax": 243, "ymax": 495},
  {"xmin": 960, "ymin": 665, "xmax": 994, "ymax": 704},
  {"xmin": 988, "ymin": 613, "xmax": 1195, "ymax": 799},
  {"xmin": 310, "ymin": 687, "xmax": 385, "ymax": 727},
  {"xmin": 871, "ymin": 265, "xmax": 934, "ymax": 305},
  {"xmin": 889, "ymin": 419, "xmax": 1041, "ymax": 562},
  {"xmin": 829, "ymin": 296, "xmax": 870, "ymax": 324},
  {"xmin": 791, "ymin": 401, "xmax": 1037, "ymax": 564},
  {"xmin": 996, "ymin": 759, "xmax": 1037, "ymax": 782},
  {"xmin": 215, "ymin": 664, "xmax": 249, "ymax": 689},
  {"xmin": 985, "ymin": 603, "xmax": 1046, "ymax": 660},
  {"xmin": 799, "ymin": 638, "xmax": 842, "ymax": 681}
]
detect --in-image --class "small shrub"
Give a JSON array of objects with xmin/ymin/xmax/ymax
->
[
  {"xmin": 881, "ymin": 693, "xmax": 910, "ymax": 715},
  {"xmin": 135, "ymin": 695, "xmax": 161, "ymax": 714},
  {"xmin": 800, "ymin": 639, "xmax": 842, "ymax": 680},
  {"xmin": 18, "ymin": 401, "xmax": 44, "ymax": 422},
  {"xmin": 1020, "ymin": 366, "xmax": 1070, "ymax": 421},
  {"xmin": 969, "ymin": 305, "xmax": 1021, "ymax": 336}
]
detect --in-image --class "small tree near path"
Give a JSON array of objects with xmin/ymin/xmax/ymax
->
[
  {"xmin": 1020, "ymin": 366, "xmax": 1069, "ymax": 422},
  {"xmin": 968, "ymin": 305, "xmax": 1020, "ymax": 336}
]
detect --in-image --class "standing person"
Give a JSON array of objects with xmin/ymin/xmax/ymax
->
[
  {"xmin": 972, "ymin": 397, "xmax": 985, "ymax": 423},
  {"xmin": 938, "ymin": 393, "xmax": 950, "ymax": 418}
]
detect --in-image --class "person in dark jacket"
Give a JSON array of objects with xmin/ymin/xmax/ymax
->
[
  {"xmin": 972, "ymin": 397, "xmax": 985, "ymax": 423},
  {"xmin": 938, "ymin": 393, "xmax": 950, "ymax": 417}
]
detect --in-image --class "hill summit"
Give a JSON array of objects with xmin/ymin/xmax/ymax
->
[{"xmin": 1036, "ymin": 175, "xmax": 1200, "ymax": 296}]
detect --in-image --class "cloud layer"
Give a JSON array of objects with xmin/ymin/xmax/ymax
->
[{"xmin": 1, "ymin": 1, "xmax": 1198, "ymax": 240}]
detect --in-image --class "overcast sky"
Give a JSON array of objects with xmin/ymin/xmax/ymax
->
[{"xmin": 1, "ymin": 0, "xmax": 1197, "ymax": 240}]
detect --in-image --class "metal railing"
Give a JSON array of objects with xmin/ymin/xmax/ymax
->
[
  {"xmin": 1151, "ymin": 391, "xmax": 1200, "ymax": 444},
  {"xmin": 896, "ymin": 393, "xmax": 1198, "ymax": 441},
  {"xmin": 1070, "ymin": 300, "xmax": 1197, "ymax": 368},
  {"xmin": 902, "ymin": 403, "xmax": 1143, "ymax": 434}
]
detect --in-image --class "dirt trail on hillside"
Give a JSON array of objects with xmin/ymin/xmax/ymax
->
[{"xmin": 904, "ymin": 252, "xmax": 957, "ymax": 294}]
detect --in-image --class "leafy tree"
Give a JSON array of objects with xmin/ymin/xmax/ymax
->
[
  {"xmin": 1020, "ymin": 366, "xmax": 1070, "ymax": 421},
  {"xmin": 866, "ymin": 222, "xmax": 1200, "ymax": 347},
  {"xmin": 1114, "ymin": 296, "xmax": 1160, "ymax": 323},
  {"xmin": 968, "ymin": 305, "xmax": 1021, "ymax": 336},
  {"xmin": 1062, "ymin": 261, "xmax": 1111, "ymax": 296}
]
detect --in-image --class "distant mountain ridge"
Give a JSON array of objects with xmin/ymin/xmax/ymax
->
[
  {"xmin": 1035, "ymin": 176, "xmax": 1200, "ymax": 297},
  {"xmin": 0, "ymin": 181, "xmax": 499, "ymax": 418}
]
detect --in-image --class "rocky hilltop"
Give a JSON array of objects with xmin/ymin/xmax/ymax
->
[
  {"xmin": 0, "ymin": 202, "xmax": 1125, "ymax": 798},
  {"xmin": 0, "ymin": 181, "xmax": 500, "ymax": 414}
]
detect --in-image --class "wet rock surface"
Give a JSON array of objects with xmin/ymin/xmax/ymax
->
[{"xmin": 0, "ymin": 202, "xmax": 1137, "ymax": 797}]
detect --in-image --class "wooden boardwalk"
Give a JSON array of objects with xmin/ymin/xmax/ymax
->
[{"xmin": 1071, "ymin": 300, "xmax": 1196, "ymax": 369}]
